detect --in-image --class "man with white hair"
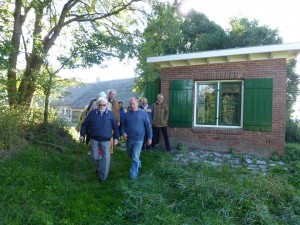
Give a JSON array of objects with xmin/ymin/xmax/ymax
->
[
  {"xmin": 85, "ymin": 91, "xmax": 107, "ymax": 145},
  {"xmin": 80, "ymin": 97, "xmax": 119, "ymax": 183},
  {"xmin": 107, "ymin": 89, "xmax": 120, "ymax": 154},
  {"xmin": 87, "ymin": 91, "xmax": 107, "ymax": 113}
]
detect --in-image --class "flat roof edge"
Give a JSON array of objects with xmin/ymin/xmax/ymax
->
[{"xmin": 147, "ymin": 42, "xmax": 300, "ymax": 63}]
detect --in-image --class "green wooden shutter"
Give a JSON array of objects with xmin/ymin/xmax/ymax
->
[
  {"xmin": 244, "ymin": 78, "xmax": 273, "ymax": 131},
  {"xmin": 169, "ymin": 80, "xmax": 193, "ymax": 128},
  {"xmin": 145, "ymin": 79, "xmax": 160, "ymax": 104}
]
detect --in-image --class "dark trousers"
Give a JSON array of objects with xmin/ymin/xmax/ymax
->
[
  {"xmin": 142, "ymin": 135, "xmax": 150, "ymax": 150},
  {"xmin": 151, "ymin": 127, "xmax": 171, "ymax": 151}
]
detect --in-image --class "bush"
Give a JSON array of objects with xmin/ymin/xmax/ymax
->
[
  {"xmin": 285, "ymin": 119, "xmax": 300, "ymax": 142},
  {"xmin": 0, "ymin": 106, "xmax": 29, "ymax": 151},
  {"xmin": 282, "ymin": 143, "xmax": 300, "ymax": 187},
  {"xmin": 0, "ymin": 106, "xmax": 71, "ymax": 155}
]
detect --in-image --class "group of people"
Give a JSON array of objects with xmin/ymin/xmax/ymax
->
[{"xmin": 77, "ymin": 90, "xmax": 171, "ymax": 182}]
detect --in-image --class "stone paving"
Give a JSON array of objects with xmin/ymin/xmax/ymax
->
[
  {"xmin": 116, "ymin": 142, "xmax": 287, "ymax": 174},
  {"xmin": 172, "ymin": 150, "xmax": 288, "ymax": 174}
]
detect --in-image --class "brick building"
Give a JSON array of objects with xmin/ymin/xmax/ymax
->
[{"xmin": 147, "ymin": 43, "xmax": 300, "ymax": 156}]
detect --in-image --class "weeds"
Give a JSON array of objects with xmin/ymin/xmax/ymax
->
[{"xmin": 0, "ymin": 108, "xmax": 299, "ymax": 224}]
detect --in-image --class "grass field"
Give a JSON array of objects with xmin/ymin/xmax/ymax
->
[{"xmin": 1, "ymin": 136, "xmax": 299, "ymax": 224}]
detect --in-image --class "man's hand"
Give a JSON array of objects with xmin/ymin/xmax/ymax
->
[
  {"xmin": 147, "ymin": 139, "xmax": 152, "ymax": 146},
  {"xmin": 113, "ymin": 139, "xmax": 118, "ymax": 146},
  {"xmin": 123, "ymin": 133, "xmax": 128, "ymax": 140},
  {"xmin": 79, "ymin": 136, "xmax": 84, "ymax": 143}
]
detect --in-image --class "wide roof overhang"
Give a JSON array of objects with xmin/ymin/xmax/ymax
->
[{"xmin": 147, "ymin": 42, "xmax": 300, "ymax": 69}]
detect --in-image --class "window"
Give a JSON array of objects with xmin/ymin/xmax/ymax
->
[{"xmin": 195, "ymin": 81, "xmax": 243, "ymax": 127}]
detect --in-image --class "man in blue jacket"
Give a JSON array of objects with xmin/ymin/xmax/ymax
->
[
  {"xmin": 121, "ymin": 97, "xmax": 152, "ymax": 179},
  {"xmin": 80, "ymin": 97, "xmax": 119, "ymax": 183}
]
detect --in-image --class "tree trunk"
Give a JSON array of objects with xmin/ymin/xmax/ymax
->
[
  {"xmin": 43, "ymin": 71, "xmax": 54, "ymax": 124},
  {"xmin": 7, "ymin": 0, "xmax": 23, "ymax": 107},
  {"xmin": 17, "ymin": 4, "xmax": 45, "ymax": 107}
]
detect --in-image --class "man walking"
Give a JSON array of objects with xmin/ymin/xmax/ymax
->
[
  {"xmin": 151, "ymin": 93, "xmax": 171, "ymax": 152},
  {"xmin": 80, "ymin": 97, "xmax": 119, "ymax": 183},
  {"xmin": 122, "ymin": 97, "xmax": 152, "ymax": 179}
]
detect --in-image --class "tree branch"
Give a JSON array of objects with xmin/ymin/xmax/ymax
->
[{"xmin": 42, "ymin": 0, "xmax": 141, "ymax": 53}]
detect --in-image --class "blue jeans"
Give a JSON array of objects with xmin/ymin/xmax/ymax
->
[
  {"xmin": 126, "ymin": 140, "xmax": 143, "ymax": 179},
  {"xmin": 90, "ymin": 139, "xmax": 111, "ymax": 181}
]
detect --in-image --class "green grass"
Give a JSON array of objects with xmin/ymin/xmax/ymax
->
[{"xmin": 1, "ymin": 140, "xmax": 300, "ymax": 225}]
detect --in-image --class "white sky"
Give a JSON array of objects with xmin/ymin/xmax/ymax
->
[{"xmin": 61, "ymin": 0, "xmax": 300, "ymax": 83}]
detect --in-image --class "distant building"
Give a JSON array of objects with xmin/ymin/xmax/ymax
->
[{"xmin": 51, "ymin": 78, "xmax": 138, "ymax": 122}]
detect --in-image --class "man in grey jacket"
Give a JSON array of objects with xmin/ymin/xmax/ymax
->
[{"xmin": 121, "ymin": 97, "xmax": 152, "ymax": 179}]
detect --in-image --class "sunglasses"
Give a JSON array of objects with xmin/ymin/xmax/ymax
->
[{"xmin": 99, "ymin": 104, "xmax": 106, "ymax": 106}]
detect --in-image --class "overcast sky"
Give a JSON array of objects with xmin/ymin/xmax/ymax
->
[{"xmin": 61, "ymin": 0, "xmax": 300, "ymax": 83}]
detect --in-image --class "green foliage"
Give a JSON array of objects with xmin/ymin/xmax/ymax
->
[
  {"xmin": 285, "ymin": 119, "xmax": 300, "ymax": 143},
  {"xmin": 273, "ymin": 143, "xmax": 300, "ymax": 187},
  {"xmin": 2, "ymin": 0, "xmax": 142, "ymax": 106},
  {"xmin": 134, "ymin": 2, "xmax": 182, "ymax": 93},
  {"xmin": 177, "ymin": 143, "xmax": 189, "ymax": 153},
  {"xmin": 0, "ymin": 106, "xmax": 67, "ymax": 154},
  {"xmin": 286, "ymin": 59, "xmax": 300, "ymax": 117},
  {"xmin": 227, "ymin": 17, "xmax": 282, "ymax": 47},
  {"xmin": 179, "ymin": 10, "xmax": 228, "ymax": 52},
  {"xmin": 0, "ymin": 146, "xmax": 128, "ymax": 225},
  {"xmin": 0, "ymin": 106, "xmax": 30, "ymax": 151},
  {"xmin": 120, "ymin": 156, "xmax": 299, "ymax": 224},
  {"xmin": 1, "ymin": 121, "xmax": 300, "ymax": 225}
]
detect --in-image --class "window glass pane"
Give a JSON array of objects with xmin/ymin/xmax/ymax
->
[
  {"xmin": 219, "ymin": 83, "xmax": 241, "ymax": 125},
  {"xmin": 197, "ymin": 84, "xmax": 217, "ymax": 124}
]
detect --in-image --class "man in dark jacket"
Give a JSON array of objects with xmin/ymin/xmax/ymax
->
[
  {"xmin": 80, "ymin": 97, "xmax": 119, "ymax": 183},
  {"xmin": 139, "ymin": 97, "xmax": 153, "ymax": 150},
  {"xmin": 121, "ymin": 97, "xmax": 152, "ymax": 179}
]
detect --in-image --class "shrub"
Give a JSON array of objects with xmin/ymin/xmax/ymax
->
[
  {"xmin": 0, "ymin": 106, "xmax": 71, "ymax": 155},
  {"xmin": 285, "ymin": 119, "xmax": 300, "ymax": 142}
]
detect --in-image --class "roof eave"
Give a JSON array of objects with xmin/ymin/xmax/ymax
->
[{"xmin": 147, "ymin": 43, "xmax": 300, "ymax": 69}]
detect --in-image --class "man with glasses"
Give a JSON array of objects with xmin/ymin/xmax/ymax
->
[
  {"xmin": 121, "ymin": 97, "xmax": 152, "ymax": 179},
  {"xmin": 80, "ymin": 97, "xmax": 119, "ymax": 183}
]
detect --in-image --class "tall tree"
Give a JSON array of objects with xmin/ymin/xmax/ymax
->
[
  {"xmin": 134, "ymin": 1, "xmax": 182, "ymax": 93},
  {"xmin": 227, "ymin": 17, "xmax": 282, "ymax": 47},
  {"xmin": 2, "ymin": 0, "xmax": 142, "ymax": 107},
  {"xmin": 179, "ymin": 10, "xmax": 228, "ymax": 52},
  {"xmin": 227, "ymin": 17, "xmax": 298, "ymax": 117},
  {"xmin": 135, "ymin": 5, "xmax": 228, "ymax": 93}
]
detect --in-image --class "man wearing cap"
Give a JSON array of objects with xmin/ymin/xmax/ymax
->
[{"xmin": 80, "ymin": 97, "xmax": 119, "ymax": 183}]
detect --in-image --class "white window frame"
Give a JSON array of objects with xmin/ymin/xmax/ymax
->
[{"xmin": 193, "ymin": 80, "xmax": 244, "ymax": 128}]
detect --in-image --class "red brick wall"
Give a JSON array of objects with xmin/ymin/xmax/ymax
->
[{"xmin": 160, "ymin": 59, "xmax": 286, "ymax": 157}]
